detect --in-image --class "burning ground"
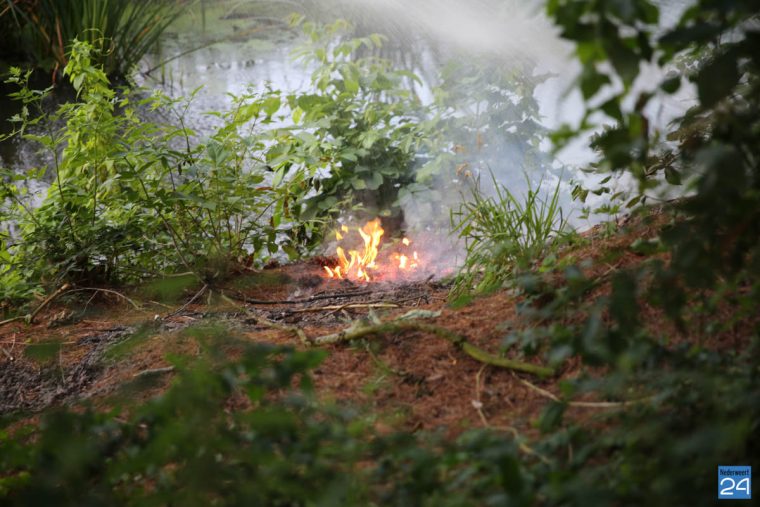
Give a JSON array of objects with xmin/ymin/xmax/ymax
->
[{"xmin": 0, "ymin": 207, "xmax": 755, "ymax": 434}]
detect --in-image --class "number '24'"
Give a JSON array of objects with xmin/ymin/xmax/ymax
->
[{"xmin": 720, "ymin": 477, "xmax": 751, "ymax": 497}]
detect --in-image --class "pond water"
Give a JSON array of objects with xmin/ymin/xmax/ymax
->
[{"xmin": 140, "ymin": 0, "xmax": 581, "ymax": 147}]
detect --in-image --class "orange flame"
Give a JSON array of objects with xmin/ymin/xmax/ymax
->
[{"xmin": 324, "ymin": 219, "xmax": 419, "ymax": 282}]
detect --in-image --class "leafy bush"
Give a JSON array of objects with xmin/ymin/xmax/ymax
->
[
  {"xmin": 549, "ymin": 0, "xmax": 760, "ymax": 286},
  {"xmin": 417, "ymin": 59, "xmax": 558, "ymax": 186},
  {"xmin": 525, "ymin": 0, "xmax": 760, "ymax": 502},
  {"xmin": 266, "ymin": 19, "xmax": 425, "ymax": 227},
  {"xmin": 1, "ymin": 40, "xmax": 302, "ymax": 290},
  {"xmin": 1, "ymin": 26, "xmax": 440, "ymax": 297},
  {"xmin": 0, "ymin": 337, "xmax": 365, "ymax": 505},
  {"xmin": 438, "ymin": 1, "xmax": 760, "ymax": 503}
]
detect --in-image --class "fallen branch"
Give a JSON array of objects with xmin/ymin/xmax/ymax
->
[
  {"xmin": 314, "ymin": 321, "xmax": 555, "ymax": 378},
  {"xmin": 0, "ymin": 285, "xmax": 144, "ymax": 328},
  {"xmin": 0, "ymin": 315, "xmax": 25, "ymax": 328},
  {"xmin": 226, "ymin": 289, "xmax": 377, "ymax": 305},
  {"xmin": 219, "ymin": 294, "xmax": 312, "ymax": 346}
]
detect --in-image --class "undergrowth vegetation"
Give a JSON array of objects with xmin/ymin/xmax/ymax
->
[{"xmin": 1, "ymin": 18, "xmax": 557, "ymax": 304}]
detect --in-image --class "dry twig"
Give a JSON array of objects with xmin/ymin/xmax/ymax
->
[
  {"xmin": 226, "ymin": 288, "xmax": 396, "ymax": 305},
  {"xmin": 62, "ymin": 287, "xmax": 141, "ymax": 311},
  {"xmin": 164, "ymin": 284, "xmax": 208, "ymax": 318},
  {"xmin": 219, "ymin": 294, "xmax": 312, "ymax": 346},
  {"xmin": 516, "ymin": 375, "xmax": 652, "ymax": 408},
  {"xmin": 290, "ymin": 302, "xmax": 399, "ymax": 313},
  {"xmin": 472, "ymin": 365, "xmax": 552, "ymax": 464},
  {"xmin": 133, "ymin": 366, "xmax": 176, "ymax": 379}
]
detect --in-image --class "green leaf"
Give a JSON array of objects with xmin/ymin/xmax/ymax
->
[
  {"xmin": 629, "ymin": 237, "xmax": 661, "ymax": 256},
  {"xmin": 263, "ymin": 96, "xmax": 281, "ymax": 117},
  {"xmin": 297, "ymin": 94, "xmax": 324, "ymax": 113},
  {"xmin": 72, "ymin": 73, "xmax": 85, "ymax": 91},
  {"xmin": 339, "ymin": 65, "xmax": 359, "ymax": 94},
  {"xmin": 272, "ymin": 168, "xmax": 285, "ymax": 187},
  {"xmin": 292, "ymin": 107, "xmax": 304, "ymax": 124},
  {"xmin": 664, "ymin": 167, "xmax": 681, "ymax": 185},
  {"xmin": 350, "ymin": 177, "xmax": 367, "ymax": 190},
  {"xmin": 365, "ymin": 171, "xmax": 383, "ymax": 190},
  {"xmin": 317, "ymin": 196, "xmax": 338, "ymax": 210},
  {"xmin": 538, "ymin": 401, "xmax": 566, "ymax": 433},
  {"xmin": 580, "ymin": 68, "xmax": 611, "ymax": 99},
  {"xmin": 660, "ymin": 76, "xmax": 681, "ymax": 94}
]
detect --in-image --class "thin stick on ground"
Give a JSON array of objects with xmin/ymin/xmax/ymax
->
[
  {"xmin": 473, "ymin": 364, "xmax": 490, "ymax": 427},
  {"xmin": 133, "ymin": 366, "xmax": 176, "ymax": 379},
  {"xmin": 516, "ymin": 375, "xmax": 652, "ymax": 408},
  {"xmin": 314, "ymin": 321, "xmax": 555, "ymax": 377},
  {"xmin": 59, "ymin": 288, "xmax": 142, "ymax": 312},
  {"xmin": 290, "ymin": 302, "xmax": 399, "ymax": 313},
  {"xmin": 226, "ymin": 289, "xmax": 388, "ymax": 305},
  {"xmin": 164, "ymin": 284, "xmax": 208, "ymax": 318},
  {"xmin": 219, "ymin": 294, "xmax": 312, "ymax": 346},
  {"xmin": 1, "ymin": 286, "xmax": 146, "ymax": 328},
  {"xmin": 473, "ymin": 365, "xmax": 552, "ymax": 465}
]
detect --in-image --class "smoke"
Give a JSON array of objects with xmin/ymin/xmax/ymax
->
[
  {"xmin": 228, "ymin": 0, "xmax": 696, "ymax": 274},
  {"xmin": 302, "ymin": 0, "xmax": 583, "ymax": 274}
]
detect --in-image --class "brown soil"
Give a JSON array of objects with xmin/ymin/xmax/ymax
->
[{"xmin": 1, "ymin": 207, "xmax": 753, "ymax": 436}]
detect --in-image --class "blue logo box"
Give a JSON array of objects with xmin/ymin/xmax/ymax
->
[{"xmin": 718, "ymin": 466, "xmax": 752, "ymax": 500}]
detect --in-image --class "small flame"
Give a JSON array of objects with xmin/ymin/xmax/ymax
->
[
  {"xmin": 324, "ymin": 220, "xmax": 420, "ymax": 282},
  {"xmin": 324, "ymin": 219, "xmax": 383, "ymax": 282}
]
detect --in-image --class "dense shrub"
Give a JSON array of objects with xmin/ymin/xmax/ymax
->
[{"xmin": 1, "ymin": 40, "xmax": 302, "ymax": 292}]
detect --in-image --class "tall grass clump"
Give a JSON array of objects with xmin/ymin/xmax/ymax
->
[
  {"xmin": 4, "ymin": 0, "xmax": 182, "ymax": 80},
  {"xmin": 451, "ymin": 174, "xmax": 568, "ymax": 295}
]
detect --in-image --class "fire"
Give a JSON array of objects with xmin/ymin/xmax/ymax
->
[{"xmin": 323, "ymin": 218, "xmax": 419, "ymax": 282}]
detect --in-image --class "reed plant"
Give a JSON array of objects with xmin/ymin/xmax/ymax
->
[
  {"xmin": 3, "ymin": 0, "xmax": 183, "ymax": 80},
  {"xmin": 451, "ymin": 173, "xmax": 568, "ymax": 295}
]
